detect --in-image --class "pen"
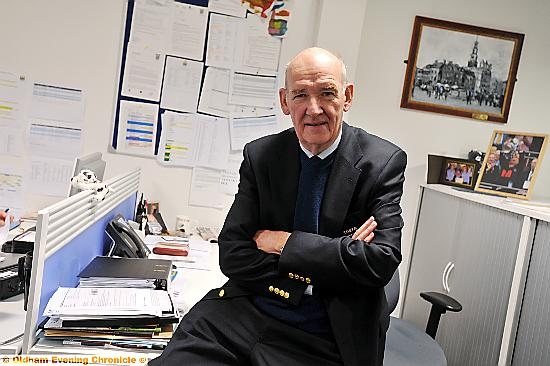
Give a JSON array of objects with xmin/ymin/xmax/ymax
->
[{"xmin": 3, "ymin": 208, "xmax": 9, "ymax": 213}]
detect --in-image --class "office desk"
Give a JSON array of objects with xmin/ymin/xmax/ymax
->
[
  {"xmin": 170, "ymin": 243, "xmax": 228, "ymax": 315},
  {"xmin": 29, "ymin": 240, "xmax": 227, "ymax": 359}
]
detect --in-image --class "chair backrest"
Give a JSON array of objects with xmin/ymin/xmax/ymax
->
[{"xmin": 384, "ymin": 270, "xmax": 400, "ymax": 313}]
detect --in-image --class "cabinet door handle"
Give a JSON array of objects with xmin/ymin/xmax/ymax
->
[
  {"xmin": 442, "ymin": 261, "xmax": 452, "ymax": 292},
  {"xmin": 444, "ymin": 262, "xmax": 455, "ymax": 293}
]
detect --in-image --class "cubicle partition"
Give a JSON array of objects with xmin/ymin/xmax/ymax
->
[{"xmin": 22, "ymin": 169, "xmax": 141, "ymax": 353}]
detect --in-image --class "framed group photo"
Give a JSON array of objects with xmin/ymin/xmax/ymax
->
[
  {"xmin": 401, "ymin": 16, "xmax": 524, "ymax": 123},
  {"xmin": 439, "ymin": 157, "xmax": 478, "ymax": 190},
  {"xmin": 475, "ymin": 130, "xmax": 548, "ymax": 199}
]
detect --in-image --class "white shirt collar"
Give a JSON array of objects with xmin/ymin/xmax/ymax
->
[{"xmin": 299, "ymin": 126, "xmax": 342, "ymax": 159}]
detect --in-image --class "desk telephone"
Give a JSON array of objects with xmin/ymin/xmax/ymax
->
[{"xmin": 106, "ymin": 214, "xmax": 150, "ymax": 258}]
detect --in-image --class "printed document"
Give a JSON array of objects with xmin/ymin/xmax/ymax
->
[
  {"xmin": 189, "ymin": 167, "xmax": 226, "ymax": 209},
  {"xmin": 129, "ymin": 0, "xmax": 171, "ymax": 49},
  {"xmin": 160, "ymin": 57, "xmax": 203, "ymax": 113},
  {"xmin": 157, "ymin": 111, "xmax": 199, "ymax": 167},
  {"xmin": 168, "ymin": 2, "xmax": 208, "ymax": 61},
  {"xmin": 44, "ymin": 287, "xmax": 173, "ymax": 318},
  {"xmin": 208, "ymin": 0, "xmax": 247, "ymax": 18},
  {"xmin": 198, "ymin": 67, "xmax": 274, "ymax": 118},
  {"xmin": 117, "ymin": 100, "xmax": 158, "ymax": 157},
  {"xmin": 121, "ymin": 42, "xmax": 165, "ymax": 102},
  {"xmin": 0, "ymin": 70, "xmax": 29, "ymax": 156},
  {"xmin": 205, "ymin": 13, "xmax": 240, "ymax": 69},
  {"xmin": 229, "ymin": 72, "xmax": 278, "ymax": 109},
  {"xmin": 229, "ymin": 115, "xmax": 278, "ymax": 151}
]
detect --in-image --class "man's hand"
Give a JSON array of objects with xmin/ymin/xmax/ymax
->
[
  {"xmin": 254, "ymin": 230, "xmax": 291, "ymax": 255},
  {"xmin": 0, "ymin": 211, "xmax": 12, "ymax": 228},
  {"xmin": 351, "ymin": 216, "xmax": 377, "ymax": 243}
]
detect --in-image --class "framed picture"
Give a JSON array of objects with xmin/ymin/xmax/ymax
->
[
  {"xmin": 439, "ymin": 157, "xmax": 478, "ymax": 190},
  {"xmin": 401, "ymin": 16, "xmax": 524, "ymax": 123},
  {"xmin": 475, "ymin": 130, "xmax": 548, "ymax": 200}
]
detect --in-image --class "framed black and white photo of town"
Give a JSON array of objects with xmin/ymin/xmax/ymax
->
[
  {"xmin": 475, "ymin": 130, "xmax": 548, "ymax": 200},
  {"xmin": 401, "ymin": 16, "xmax": 524, "ymax": 123}
]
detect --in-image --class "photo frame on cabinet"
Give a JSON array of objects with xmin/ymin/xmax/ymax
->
[
  {"xmin": 401, "ymin": 16, "xmax": 524, "ymax": 123},
  {"xmin": 439, "ymin": 157, "xmax": 478, "ymax": 190},
  {"xmin": 475, "ymin": 130, "xmax": 548, "ymax": 200}
]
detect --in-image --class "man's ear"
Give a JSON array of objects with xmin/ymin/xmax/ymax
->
[
  {"xmin": 343, "ymin": 83, "xmax": 354, "ymax": 112},
  {"xmin": 279, "ymin": 88, "xmax": 290, "ymax": 115}
]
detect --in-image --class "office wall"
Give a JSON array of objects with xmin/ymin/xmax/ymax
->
[
  {"xmin": 348, "ymin": 0, "xmax": 550, "ymax": 298},
  {"xmin": 0, "ymin": 0, "xmax": 321, "ymax": 229}
]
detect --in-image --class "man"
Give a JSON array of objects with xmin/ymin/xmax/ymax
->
[{"xmin": 152, "ymin": 47, "xmax": 407, "ymax": 366}]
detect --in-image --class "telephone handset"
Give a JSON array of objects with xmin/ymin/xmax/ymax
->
[{"xmin": 106, "ymin": 214, "xmax": 150, "ymax": 258}]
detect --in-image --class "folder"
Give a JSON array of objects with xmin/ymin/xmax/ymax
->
[{"xmin": 78, "ymin": 256, "xmax": 172, "ymax": 290}]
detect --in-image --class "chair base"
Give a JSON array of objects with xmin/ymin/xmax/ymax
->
[{"xmin": 384, "ymin": 317, "xmax": 446, "ymax": 366}]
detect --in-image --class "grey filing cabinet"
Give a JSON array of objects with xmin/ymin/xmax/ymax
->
[
  {"xmin": 401, "ymin": 184, "xmax": 546, "ymax": 366},
  {"xmin": 511, "ymin": 220, "xmax": 550, "ymax": 365}
]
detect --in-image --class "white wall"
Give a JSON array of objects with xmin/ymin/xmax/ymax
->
[
  {"xmin": 0, "ymin": 0, "xmax": 320, "ymax": 230},
  {"xmin": 349, "ymin": 0, "xmax": 550, "ymax": 302}
]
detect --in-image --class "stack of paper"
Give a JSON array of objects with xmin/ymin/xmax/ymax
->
[
  {"xmin": 44, "ymin": 287, "xmax": 173, "ymax": 318},
  {"xmin": 41, "ymin": 287, "xmax": 178, "ymax": 351}
]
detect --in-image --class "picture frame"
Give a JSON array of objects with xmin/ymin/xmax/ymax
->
[
  {"xmin": 475, "ymin": 130, "xmax": 548, "ymax": 200},
  {"xmin": 401, "ymin": 16, "xmax": 524, "ymax": 123},
  {"xmin": 439, "ymin": 157, "xmax": 479, "ymax": 190}
]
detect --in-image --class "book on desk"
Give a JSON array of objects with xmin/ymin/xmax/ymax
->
[{"xmin": 78, "ymin": 256, "xmax": 172, "ymax": 290}]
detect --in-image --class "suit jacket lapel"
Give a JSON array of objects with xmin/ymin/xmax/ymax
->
[
  {"xmin": 268, "ymin": 129, "xmax": 301, "ymax": 231},
  {"xmin": 320, "ymin": 123, "xmax": 363, "ymax": 236}
]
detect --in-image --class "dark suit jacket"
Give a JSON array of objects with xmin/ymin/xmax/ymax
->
[{"xmin": 217, "ymin": 122, "xmax": 407, "ymax": 366}]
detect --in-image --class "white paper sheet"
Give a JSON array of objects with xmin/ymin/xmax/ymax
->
[
  {"xmin": 229, "ymin": 72, "xmax": 277, "ymax": 108},
  {"xmin": 220, "ymin": 152, "xmax": 242, "ymax": 195},
  {"xmin": 28, "ymin": 123, "xmax": 82, "ymax": 158},
  {"xmin": 29, "ymin": 82, "xmax": 85, "ymax": 127},
  {"xmin": 238, "ymin": 15, "xmax": 281, "ymax": 74},
  {"xmin": 160, "ymin": 57, "xmax": 203, "ymax": 113},
  {"xmin": 117, "ymin": 100, "xmax": 158, "ymax": 157},
  {"xmin": 0, "ymin": 164, "xmax": 25, "ymax": 217},
  {"xmin": 229, "ymin": 115, "xmax": 278, "ymax": 151},
  {"xmin": 198, "ymin": 67, "xmax": 274, "ymax": 118},
  {"xmin": 157, "ymin": 111, "xmax": 199, "ymax": 167},
  {"xmin": 168, "ymin": 2, "xmax": 208, "ymax": 61},
  {"xmin": 206, "ymin": 14, "xmax": 281, "ymax": 75},
  {"xmin": 28, "ymin": 157, "xmax": 74, "ymax": 197},
  {"xmin": 129, "ymin": 0, "xmax": 171, "ymax": 49},
  {"xmin": 0, "ymin": 70, "xmax": 28, "ymax": 156},
  {"xmin": 121, "ymin": 42, "xmax": 165, "ymax": 102},
  {"xmin": 43, "ymin": 287, "xmax": 172, "ymax": 317},
  {"xmin": 26, "ymin": 122, "xmax": 81, "ymax": 197},
  {"xmin": 208, "ymin": 0, "xmax": 247, "ymax": 18},
  {"xmin": 195, "ymin": 114, "xmax": 230, "ymax": 170},
  {"xmin": 205, "ymin": 13, "xmax": 241, "ymax": 69},
  {"xmin": 189, "ymin": 167, "xmax": 225, "ymax": 209}
]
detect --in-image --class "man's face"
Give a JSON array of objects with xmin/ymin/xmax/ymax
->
[{"xmin": 279, "ymin": 51, "xmax": 353, "ymax": 155}]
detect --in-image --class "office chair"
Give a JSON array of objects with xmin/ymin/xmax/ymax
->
[{"xmin": 384, "ymin": 271, "xmax": 462, "ymax": 366}]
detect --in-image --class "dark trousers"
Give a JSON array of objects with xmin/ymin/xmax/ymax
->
[{"xmin": 150, "ymin": 294, "xmax": 344, "ymax": 366}]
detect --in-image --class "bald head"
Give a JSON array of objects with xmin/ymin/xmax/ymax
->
[{"xmin": 284, "ymin": 47, "xmax": 348, "ymax": 89}]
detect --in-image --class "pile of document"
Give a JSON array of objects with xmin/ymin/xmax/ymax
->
[{"xmin": 38, "ymin": 287, "xmax": 178, "ymax": 351}]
